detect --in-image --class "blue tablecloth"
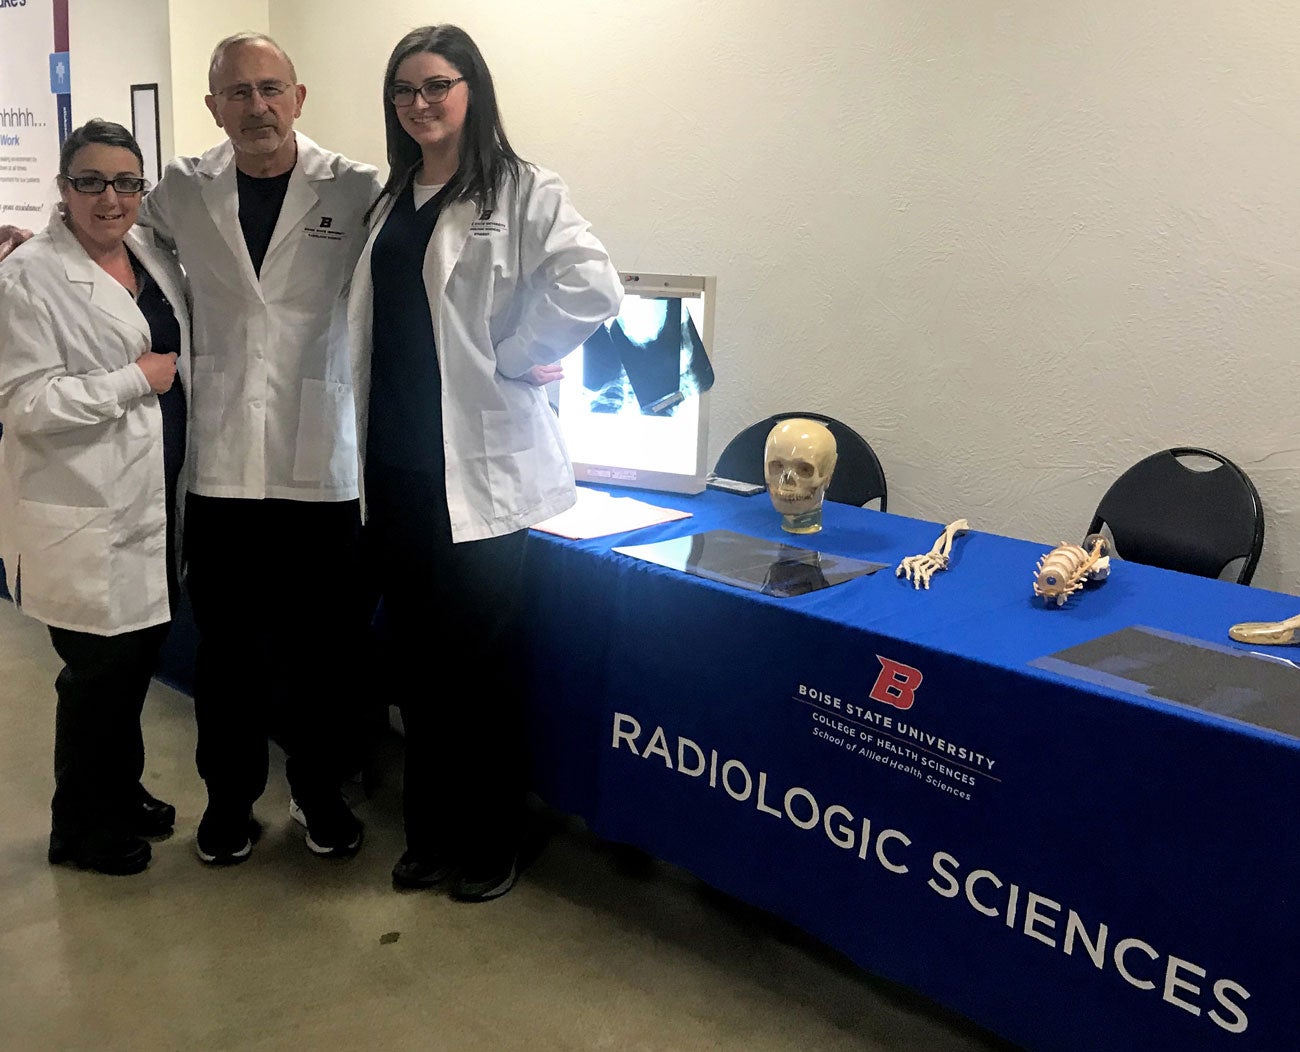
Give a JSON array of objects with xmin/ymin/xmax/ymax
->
[{"xmin": 525, "ymin": 485, "xmax": 1300, "ymax": 1052}]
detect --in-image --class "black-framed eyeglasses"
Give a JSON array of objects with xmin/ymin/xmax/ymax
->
[
  {"xmin": 389, "ymin": 77, "xmax": 466, "ymax": 107},
  {"xmin": 61, "ymin": 175, "xmax": 150, "ymax": 195},
  {"xmin": 213, "ymin": 80, "xmax": 293, "ymax": 103}
]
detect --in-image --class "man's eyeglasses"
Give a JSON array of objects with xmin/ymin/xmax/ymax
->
[
  {"xmin": 213, "ymin": 80, "xmax": 293, "ymax": 103},
  {"xmin": 61, "ymin": 175, "xmax": 150, "ymax": 195},
  {"xmin": 389, "ymin": 77, "xmax": 466, "ymax": 107}
]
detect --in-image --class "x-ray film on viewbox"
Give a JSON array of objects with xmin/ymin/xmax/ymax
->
[{"xmin": 555, "ymin": 273, "xmax": 715, "ymax": 495}]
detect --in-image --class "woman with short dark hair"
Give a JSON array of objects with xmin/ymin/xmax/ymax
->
[{"xmin": 0, "ymin": 119, "xmax": 191, "ymax": 875}]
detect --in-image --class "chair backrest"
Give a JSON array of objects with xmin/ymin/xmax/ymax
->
[
  {"xmin": 713, "ymin": 411, "xmax": 887, "ymax": 510},
  {"xmin": 1086, "ymin": 447, "xmax": 1264, "ymax": 585}
]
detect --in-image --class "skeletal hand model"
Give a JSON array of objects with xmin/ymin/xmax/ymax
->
[
  {"xmin": 896, "ymin": 519, "xmax": 970, "ymax": 590},
  {"xmin": 1033, "ymin": 534, "xmax": 1111, "ymax": 607},
  {"xmin": 1228, "ymin": 613, "xmax": 1300, "ymax": 646}
]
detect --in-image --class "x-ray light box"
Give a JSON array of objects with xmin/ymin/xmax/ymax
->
[{"xmin": 556, "ymin": 272, "xmax": 715, "ymax": 495}]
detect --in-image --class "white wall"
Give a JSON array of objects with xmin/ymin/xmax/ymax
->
[
  {"xmin": 274, "ymin": 0, "xmax": 1300, "ymax": 594},
  {"xmin": 167, "ymin": 0, "xmax": 269, "ymax": 156},
  {"xmin": 64, "ymin": 1, "xmax": 1300, "ymax": 596},
  {"xmin": 65, "ymin": 0, "xmax": 271, "ymax": 169},
  {"xmin": 69, "ymin": 0, "xmax": 174, "ymax": 168}
]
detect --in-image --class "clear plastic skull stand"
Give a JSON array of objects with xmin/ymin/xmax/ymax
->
[{"xmin": 764, "ymin": 419, "xmax": 838, "ymax": 534}]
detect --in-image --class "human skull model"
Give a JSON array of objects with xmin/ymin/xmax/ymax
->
[{"xmin": 764, "ymin": 419, "xmax": 838, "ymax": 533}]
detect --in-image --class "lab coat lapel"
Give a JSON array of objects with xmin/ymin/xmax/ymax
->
[
  {"xmin": 125, "ymin": 226, "xmax": 191, "ymax": 389},
  {"xmin": 125, "ymin": 227, "xmax": 184, "ymax": 318},
  {"xmin": 425, "ymin": 197, "xmax": 476, "ymax": 334},
  {"xmin": 196, "ymin": 149, "xmax": 262, "ymax": 295},
  {"xmin": 265, "ymin": 134, "xmax": 327, "ymax": 265},
  {"xmin": 49, "ymin": 215, "xmax": 149, "ymax": 341}
]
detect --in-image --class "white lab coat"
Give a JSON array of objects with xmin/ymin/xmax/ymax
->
[
  {"xmin": 346, "ymin": 164, "xmax": 623, "ymax": 542},
  {"xmin": 138, "ymin": 133, "xmax": 381, "ymax": 501},
  {"xmin": 0, "ymin": 212, "xmax": 192, "ymax": 634}
]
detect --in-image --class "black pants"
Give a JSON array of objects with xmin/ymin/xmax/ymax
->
[
  {"xmin": 364, "ymin": 463, "xmax": 529, "ymax": 864},
  {"xmin": 184, "ymin": 494, "xmax": 366, "ymax": 815},
  {"xmin": 48, "ymin": 622, "xmax": 170, "ymax": 838}
]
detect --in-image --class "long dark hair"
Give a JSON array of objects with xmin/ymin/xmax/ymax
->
[{"xmin": 365, "ymin": 24, "xmax": 524, "ymax": 223}]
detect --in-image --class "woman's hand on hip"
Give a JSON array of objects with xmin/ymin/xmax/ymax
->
[{"xmin": 522, "ymin": 362, "xmax": 564, "ymax": 387}]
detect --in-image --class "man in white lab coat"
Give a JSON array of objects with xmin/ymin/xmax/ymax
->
[{"xmin": 138, "ymin": 32, "xmax": 382, "ymax": 866}]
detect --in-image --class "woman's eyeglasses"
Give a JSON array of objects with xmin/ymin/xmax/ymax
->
[
  {"xmin": 62, "ymin": 175, "xmax": 150, "ymax": 195},
  {"xmin": 389, "ymin": 77, "xmax": 466, "ymax": 107}
]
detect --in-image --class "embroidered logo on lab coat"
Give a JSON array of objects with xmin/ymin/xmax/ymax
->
[
  {"xmin": 469, "ymin": 209, "xmax": 506, "ymax": 238},
  {"xmin": 304, "ymin": 215, "xmax": 345, "ymax": 241}
]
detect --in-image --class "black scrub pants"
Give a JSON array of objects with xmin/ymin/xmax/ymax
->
[
  {"xmin": 363, "ymin": 462, "xmax": 529, "ymax": 867},
  {"xmin": 48, "ymin": 622, "xmax": 170, "ymax": 840},
  {"xmin": 184, "ymin": 494, "xmax": 366, "ymax": 817}
]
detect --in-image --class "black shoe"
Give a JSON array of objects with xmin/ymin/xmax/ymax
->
[
  {"xmin": 452, "ymin": 855, "xmax": 518, "ymax": 902},
  {"xmin": 132, "ymin": 784, "xmax": 176, "ymax": 838},
  {"xmin": 195, "ymin": 806, "xmax": 257, "ymax": 866},
  {"xmin": 391, "ymin": 849, "xmax": 454, "ymax": 890},
  {"xmin": 289, "ymin": 795, "xmax": 362, "ymax": 859},
  {"xmin": 49, "ymin": 829, "xmax": 151, "ymax": 876}
]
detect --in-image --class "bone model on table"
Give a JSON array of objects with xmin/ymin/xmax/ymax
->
[
  {"xmin": 896, "ymin": 518, "xmax": 970, "ymax": 590},
  {"xmin": 1033, "ymin": 534, "xmax": 1110, "ymax": 607},
  {"xmin": 764, "ymin": 418, "xmax": 838, "ymax": 535},
  {"xmin": 1228, "ymin": 612, "xmax": 1300, "ymax": 646}
]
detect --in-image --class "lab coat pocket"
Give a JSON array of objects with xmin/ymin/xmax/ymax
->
[
  {"xmin": 14, "ymin": 500, "xmax": 112, "ymax": 626},
  {"xmin": 293, "ymin": 379, "xmax": 357, "ymax": 486},
  {"xmin": 482, "ymin": 408, "xmax": 544, "ymax": 516},
  {"xmin": 191, "ymin": 358, "xmax": 228, "ymax": 485}
]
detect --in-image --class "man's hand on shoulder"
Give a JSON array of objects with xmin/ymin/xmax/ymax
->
[{"xmin": 0, "ymin": 225, "xmax": 34, "ymax": 263}]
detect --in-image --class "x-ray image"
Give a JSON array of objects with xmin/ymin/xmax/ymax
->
[
  {"xmin": 613, "ymin": 530, "xmax": 887, "ymax": 597},
  {"xmin": 1035, "ymin": 626, "xmax": 1300, "ymax": 740},
  {"xmin": 556, "ymin": 273, "xmax": 714, "ymax": 495},
  {"xmin": 581, "ymin": 295, "xmax": 714, "ymax": 415}
]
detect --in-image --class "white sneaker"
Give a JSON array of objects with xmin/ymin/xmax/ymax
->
[{"xmin": 288, "ymin": 796, "xmax": 362, "ymax": 858}]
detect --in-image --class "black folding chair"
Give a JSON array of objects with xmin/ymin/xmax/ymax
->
[
  {"xmin": 713, "ymin": 411, "xmax": 887, "ymax": 510},
  {"xmin": 1086, "ymin": 447, "xmax": 1264, "ymax": 584}
]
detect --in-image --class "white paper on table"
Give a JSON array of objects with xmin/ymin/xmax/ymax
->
[{"xmin": 532, "ymin": 486, "xmax": 692, "ymax": 539}]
